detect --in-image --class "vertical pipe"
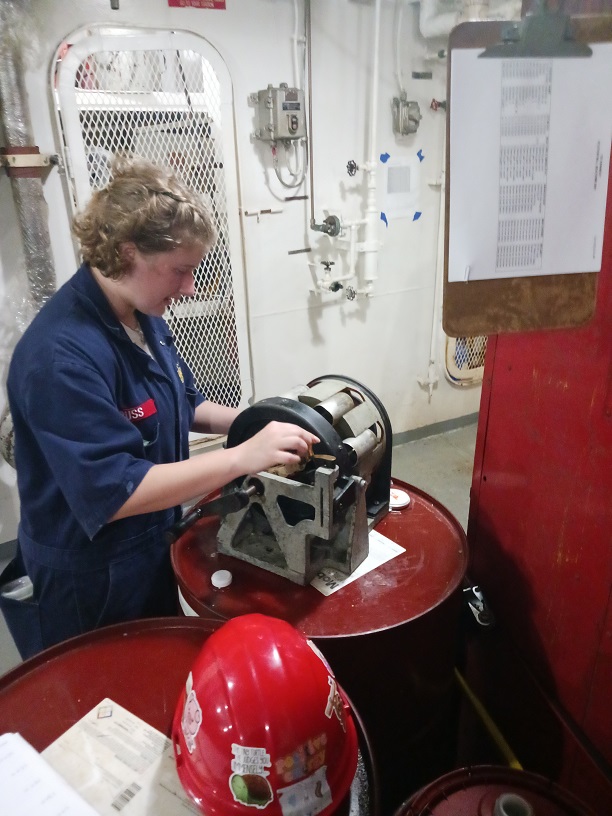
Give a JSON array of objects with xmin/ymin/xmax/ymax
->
[
  {"xmin": 0, "ymin": 2, "xmax": 56, "ymax": 309},
  {"xmin": 368, "ymin": 0, "xmax": 382, "ymax": 170},
  {"xmin": 292, "ymin": 0, "xmax": 301, "ymax": 89},
  {"xmin": 0, "ymin": 2, "xmax": 57, "ymax": 468},
  {"xmin": 306, "ymin": 0, "xmax": 316, "ymax": 228},
  {"xmin": 362, "ymin": 0, "xmax": 382, "ymax": 287},
  {"xmin": 419, "ymin": 127, "xmax": 446, "ymax": 400}
]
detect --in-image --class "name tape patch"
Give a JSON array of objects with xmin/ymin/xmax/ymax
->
[{"xmin": 121, "ymin": 398, "xmax": 157, "ymax": 422}]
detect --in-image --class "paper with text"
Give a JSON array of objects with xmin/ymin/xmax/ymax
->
[
  {"xmin": 43, "ymin": 699, "xmax": 198, "ymax": 815},
  {"xmin": 310, "ymin": 529, "xmax": 405, "ymax": 596},
  {"xmin": 449, "ymin": 44, "xmax": 612, "ymax": 281},
  {"xmin": 0, "ymin": 731, "xmax": 99, "ymax": 815}
]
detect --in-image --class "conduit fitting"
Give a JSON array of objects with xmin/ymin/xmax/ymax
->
[
  {"xmin": 310, "ymin": 214, "xmax": 341, "ymax": 237},
  {"xmin": 0, "ymin": 146, "xmax": 53, "ymax": 178}
]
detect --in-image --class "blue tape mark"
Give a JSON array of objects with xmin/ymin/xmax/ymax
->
[
  {"xmin": 380, "ymin": 212, "xmax": 388, "ymax": 227},
  {"xmin": 380, "ymin": 152, "xmax": 391, "ymax": 163},
  {"xmin": 413, "ymin": 211, "xmax": 422, "ymax": 221},
  {"xmin": 417, "ymin": 149, "xmax": 425, "ymax": 162}
]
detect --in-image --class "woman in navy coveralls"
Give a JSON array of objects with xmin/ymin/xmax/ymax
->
[{"xmin": 2, "ymin": 157, "xmax": 317, "ymax": 659}]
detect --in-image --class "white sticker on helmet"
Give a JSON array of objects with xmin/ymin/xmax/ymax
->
[
  {"xmin": 181, "ymin": 674, "xmax": 202, "ymax": 754},
  {"xmin": 277, "ymin": 766, "xmax": 332, "ymax": 816}
]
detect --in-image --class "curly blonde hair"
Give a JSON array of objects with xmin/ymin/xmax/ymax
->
[{"xmin": 72, "ymin": 155, "xmax": 217, "ymax": 280}]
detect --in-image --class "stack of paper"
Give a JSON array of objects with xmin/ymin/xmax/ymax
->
[{"xmin": 0, "ymin": 731, "xmax": 99, "ymax": 815}]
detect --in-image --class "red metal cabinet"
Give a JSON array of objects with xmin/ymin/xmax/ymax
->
[{"xmin": 464, "ymin": 154, "xmax": 612, "ymax": 813}]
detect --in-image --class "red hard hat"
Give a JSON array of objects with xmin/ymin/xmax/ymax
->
[{"xmin": 172, "ymin": 614, "xmax": 359, "ymax": 816}]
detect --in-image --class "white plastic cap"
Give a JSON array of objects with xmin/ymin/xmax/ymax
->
[
  {"xmin": 494, "ymin": 793, "xmax": 534, "ymax": 816},
  {"xmin": 211, "ymin": 569, "xmax": 233, "ymax": 589},
  {"xmin": 390, "ymin": 487, "xmax": 411, "ymax": 509}
]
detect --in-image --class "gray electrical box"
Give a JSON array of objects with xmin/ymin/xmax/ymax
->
[
  {"xmin": 392, "ymin": 93, "xmax": 422, "ymax": 136},
  {"xmin": 252, "ymin": 83, "xmax": 306, "ymax": 142}
]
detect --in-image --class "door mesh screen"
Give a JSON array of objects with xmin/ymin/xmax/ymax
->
[{"xmin": 66, "ymin": 47, "xmax": 242, "ymax": 407}]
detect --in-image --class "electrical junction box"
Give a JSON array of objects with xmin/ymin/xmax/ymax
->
[
  {"xmin": 252, "ymin": 83, "xmax": 306, "ymax": 142},
  {"xmin": 392, "ymin": 93, "xmax": 422, "ymax": 136}
]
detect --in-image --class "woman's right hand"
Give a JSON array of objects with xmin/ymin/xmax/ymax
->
[{"xmin": 235, "ymin": 421, "xmax": 319, "ymax": 476}]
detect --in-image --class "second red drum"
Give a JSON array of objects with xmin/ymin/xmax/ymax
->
[{"xmin": 172, "ymin": 479, "xmax": 469, "ymax": 812}]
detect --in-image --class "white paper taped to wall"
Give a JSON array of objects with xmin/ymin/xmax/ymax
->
[{"xmin": 448, "ymin": 43, "xmax": 612, "ymax": 282}]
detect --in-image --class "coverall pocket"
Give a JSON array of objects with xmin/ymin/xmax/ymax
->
[
  {"xmin": 138, "ymin": 416, "xmax": 160, "ymax": 454},
  {"xmin": 0, "ymin": 558, "xmax": 44, "ymax": 659}
]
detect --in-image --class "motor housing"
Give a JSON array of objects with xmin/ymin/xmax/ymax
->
[{"xmin": 217, "ymin": 375, "xmax": 392, "ymax": 585}]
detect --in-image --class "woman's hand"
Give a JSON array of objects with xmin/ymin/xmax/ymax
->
[{"xmin": 235, "ymin": 421, "xmax": 319, "ymax": 476}]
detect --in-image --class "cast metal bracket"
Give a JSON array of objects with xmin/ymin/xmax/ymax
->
[{"xmin": 463, "ymin": 584, "xmax": 496, "ymax": 628}]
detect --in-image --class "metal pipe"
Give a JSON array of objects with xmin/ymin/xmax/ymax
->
[
  {"xmin": 362, "ymin": 0, "xmax": 382, "ymax": 287},
  {"xmin": 292, "ymin": 0, "xmax": 301, "ymax": 89},
  {"xmin": 417, "ymin": 128, "xmax": 445, "ymax": 400},
  {"xmin": 306, "ymin": 0, "xmax": 316, "ymax": 228}
]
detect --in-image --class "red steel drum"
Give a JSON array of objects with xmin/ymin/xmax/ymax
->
[
  {"xmin": 0, "ymin": 617, "xmax": 378, "ymax": 816},
  {"xmin": 394, "ymin": 765, "xmax": 597, "ymax": 816},
  {"xmin": 171, "ymin": 478, "xmax": 468, "ymax": 812}
]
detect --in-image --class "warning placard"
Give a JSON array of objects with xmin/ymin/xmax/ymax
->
[{"xmin": 168, "ymin": 0, "xmax": 226, "ymax": 8}]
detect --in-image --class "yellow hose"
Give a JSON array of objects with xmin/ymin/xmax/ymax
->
[{"xmin": 454, "ymin": 667, "xmax": 523, "ymax": 770}]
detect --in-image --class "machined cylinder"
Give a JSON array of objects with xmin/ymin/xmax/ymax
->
[
  {"xmin": 342, "ymin": 427, "xmax": 380, "ymax": 466},
  {"xmin": 313, "ymin": 391, "xmax": 356, "ymax": 425}
]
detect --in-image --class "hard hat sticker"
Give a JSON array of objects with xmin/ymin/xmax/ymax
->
[
  {"xmin": 230, "ymin": 773, "xmax": 274, "ymax": 809},
  {"xmin": 274, "ymin": 734, "xmax": 328, "ymax": 784},
  {"xmin": 231, "ymin": 744, "xmax": 272, "ymax": 775},
  {"xmin": 324, "ymin": 677, "xmax": 347, "ymax": 732},
  {"xmin": 277, "ymin": 766, "xmax": 332, "ymax": 816},
  {"xmin": 230, "ymin": 745, "xmax": 273, "ymax": 808},
  {"xmin": 181, "ymin": 673, "xmax": 202, "ymax": 754}
]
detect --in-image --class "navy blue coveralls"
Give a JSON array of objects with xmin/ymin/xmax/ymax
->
[{"xmin": 2, "ymin": 264, "xmax": 205, "ymax": 658}]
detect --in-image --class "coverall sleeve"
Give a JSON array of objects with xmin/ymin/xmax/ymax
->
[{"xmin": 22, "ymin": 358, "xmax": 156, "ymax": 539}]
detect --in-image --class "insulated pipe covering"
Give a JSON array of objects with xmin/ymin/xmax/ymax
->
[
  {"xmin": 0, "ymin": 2, "xmax": 56, "ymax": 309},
  {"xmin": 0, "ymin": 1, "xmax": 57, "ymax": 467}
]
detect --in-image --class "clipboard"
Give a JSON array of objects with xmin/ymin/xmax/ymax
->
[{"xmin": 443, "ymin": 12, "xmax": 612, "ymax": 337}]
